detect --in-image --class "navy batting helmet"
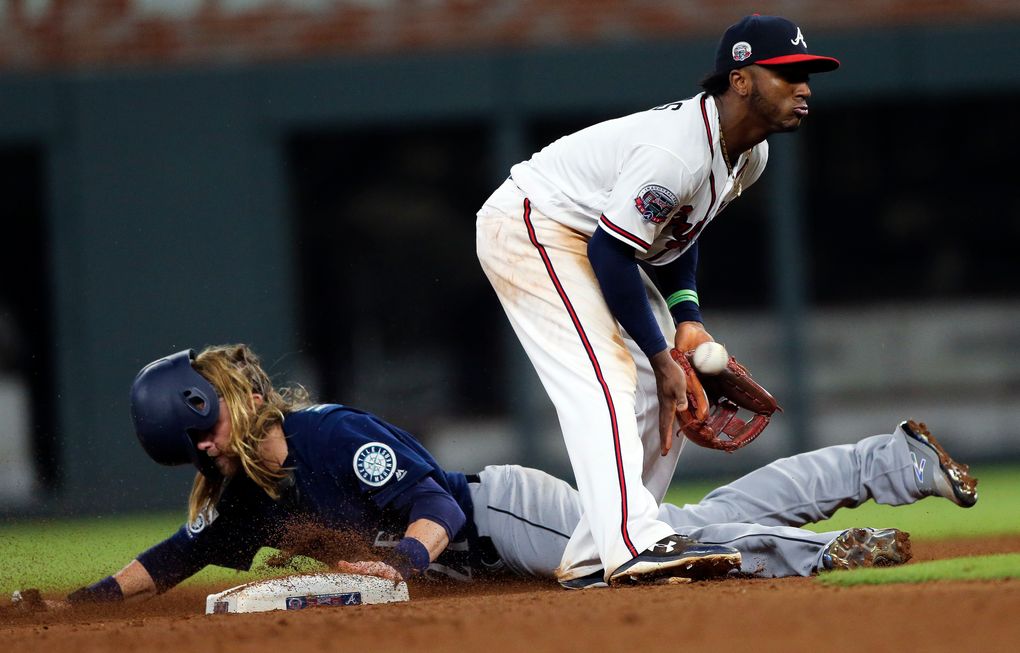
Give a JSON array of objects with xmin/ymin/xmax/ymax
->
[{"xmin": 130, "ymin": 349, "xmax": 221, "ymax": 478}]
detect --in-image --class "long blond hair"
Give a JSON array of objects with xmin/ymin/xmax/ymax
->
[{"xmin": 187, "ymin": 344, "xmax": 311, "ymax": 522}]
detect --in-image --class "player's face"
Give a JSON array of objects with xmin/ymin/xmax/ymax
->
[
  {"xmin": 194, "ymin": 399, "xmax": 240, "ymax": 477},
  {"xmin": 747, "ymin": 65, "xmax": 812, "ymax": 133}
]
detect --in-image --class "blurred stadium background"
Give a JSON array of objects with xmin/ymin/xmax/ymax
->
[{"xmin": 1, "ymin": 0, "xmax": 1018, "ymax": 517}]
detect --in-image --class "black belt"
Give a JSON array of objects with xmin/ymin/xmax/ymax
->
[{"xmin": 465, "ymin": 473, "xmax": 481, "ymax": 484}]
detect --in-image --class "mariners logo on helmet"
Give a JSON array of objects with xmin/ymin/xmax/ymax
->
[
  {"xmin": 634, "ymin": 185, "xmax": 679, "ymax": 224},
  {"xmin": 354, "ymin": 442, "xmax": 397, "ymax": 487},
  {"xmin": 732, "ymin": 41, "xmax": 752, "ymax": 62}
]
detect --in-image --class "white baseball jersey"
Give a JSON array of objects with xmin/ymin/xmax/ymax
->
[{"xmin": 509, "ymin": 93, "xmax": 768, "ymax": 265}]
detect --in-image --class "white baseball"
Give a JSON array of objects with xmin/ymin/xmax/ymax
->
[{"xmin": 692, "ymin": 342, "xmax": 728, "ymax": 375}]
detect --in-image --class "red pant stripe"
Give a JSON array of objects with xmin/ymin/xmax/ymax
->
[{"xmin": 520, "ymin": 198, "xmax": 639, "ymax": 559}]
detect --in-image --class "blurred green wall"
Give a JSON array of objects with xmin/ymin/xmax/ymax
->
[{"xmin": 1, "ymin": 22, "xmax": 1018, "ymax": 515}]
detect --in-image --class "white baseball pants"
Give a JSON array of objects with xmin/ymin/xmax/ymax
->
[{"xmin": 476, "ymin": 178, "xmax": 683, "ymax": 581}]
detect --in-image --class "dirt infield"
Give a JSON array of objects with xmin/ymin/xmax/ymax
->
[{"xmin": 4, "ymin": 535, "xmax": 1019, "ymax": 652}]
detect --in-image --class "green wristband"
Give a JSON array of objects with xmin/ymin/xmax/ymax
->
[{"xmin": 666, "ymin": 289, "xmax": 700, "ymax": 308}]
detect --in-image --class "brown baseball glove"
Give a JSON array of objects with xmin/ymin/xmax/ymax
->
[{"xmin": 670, "ymin": 348, "xmax": 781, "ymax": 452}]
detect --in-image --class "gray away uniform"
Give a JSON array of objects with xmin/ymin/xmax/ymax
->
[{"xmin": 470, "ymin": 423, "xmax": 926, "ymax": 579}]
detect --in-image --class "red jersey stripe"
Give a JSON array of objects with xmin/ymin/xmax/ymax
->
[{"xmin": 599, "ymin": 214, "xmax": 651, "ymax": 251}]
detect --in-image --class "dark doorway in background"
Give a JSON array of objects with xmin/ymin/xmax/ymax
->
[
  {"xmin": 286, "ymin": 123, "xmax": 505, "ymax": 439},
  {"xmin": 0, "ymin": 145, "xmax": 56, "ymax": 495}
]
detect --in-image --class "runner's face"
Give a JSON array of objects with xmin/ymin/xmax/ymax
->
[
  {"xmin": 747, "ymin": 65, "xmax": 812, "ymax": 132},
  {"xmin": 194, "ymin": 399, "xmax": 239, "ymax": 477}
]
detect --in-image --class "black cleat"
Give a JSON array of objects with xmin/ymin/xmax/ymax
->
[
  {"xmin": 608, "ymin": 535, "xmax": 741, "ymax": 585},
  {"xmin": 558, "ymin": 569, "xmax": 608, "ymax": 590}
]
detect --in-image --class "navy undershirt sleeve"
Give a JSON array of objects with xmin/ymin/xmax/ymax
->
[
  {"xmin": 136, "ymin": 516, "xmax": 267, "ymax": 594},
  {"xmin": 135, "ymin": 478, "xmax": 269, "ymax": 594},
  {"xmin": 136, "ymin": 527, "xmax": 219, "ymax": 594},
  {"xmin": 643, "ymin": 241, "xmax": 703, "ymax": 325},
  {"xmin": 387, "ymin": 476, "xmax": 467, "ymax": 542},
  {"xmin": 588, "ymin": 227, "xmax": 668, "ymax": 358}
]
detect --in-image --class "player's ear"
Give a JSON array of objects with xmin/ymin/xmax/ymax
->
[
  {"xmin": 251, "ymin": 393, "xmax": 265, "ymax": 408},
  {"xmin": 730, "ymin": 68, "xmax": 752, "ymax": 97}
]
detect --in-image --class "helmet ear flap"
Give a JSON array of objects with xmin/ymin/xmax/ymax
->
[{"xmin": 130, "ymin": 350, "xmax": 222, "ymax": 479}]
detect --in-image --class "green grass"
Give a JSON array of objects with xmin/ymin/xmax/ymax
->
[
  {"xmin": 3, "ymin": 464, "xmax": 1018, "ymax": 594},
  {"xmin": 817, "ymin": 553, "xmax": 1020, "ymax": 586},
  {"xmin": 0, "ymin": 513, "xmax": 323, "ymax": 594}
]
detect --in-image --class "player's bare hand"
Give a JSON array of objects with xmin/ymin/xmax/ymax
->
[
  {"xmin": 335, "ymin": 560, "xmax": 404, "ymax": 584},
  {"xmin": 674, "ymin": 321, "xmax": 714, "ymax": 353},
  {"xmin": 651, "ymin": 349, "xmax": 687, "ymax": 456},
  {"xmin": 10, "ymin": 589, "xmax": 68, "ymax": 612}
]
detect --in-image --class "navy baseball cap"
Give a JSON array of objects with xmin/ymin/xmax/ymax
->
[{"xmin": 715, "ymin": 15, "xmax": 840, "ymax": 74}]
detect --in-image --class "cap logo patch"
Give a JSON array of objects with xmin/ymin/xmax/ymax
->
[
  {"xmin": 790, "ymin": 27, "xmax": 807, "ymax": 48},
  {"xmin": 732, "ymin": 41, "xmax": 752, "ymax": 62},
  {"xmin": 634, "ymin": 185, "xmax": 679, "ymax": 224},
  {"xmin": 354, "ymin": 442, "xmax": 397, "ymax": 486}
]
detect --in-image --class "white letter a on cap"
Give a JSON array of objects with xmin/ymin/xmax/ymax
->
[{"xmin": 791, "ymin": 27, "xmax": 807, "ymax": 47}]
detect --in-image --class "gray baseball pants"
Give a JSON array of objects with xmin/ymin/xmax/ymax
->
[{"xmin": 469, "ymin": 424, "xmax": 925, "ymax": 579}]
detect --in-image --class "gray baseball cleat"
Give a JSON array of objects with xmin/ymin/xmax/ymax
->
[
  {"xmin": 822, "ymin": 528, "xmax": 912, "ymax": 570},
  {"xmin": 899, "ymin": 419, "xmax": 978, "ymax": 507},
  {"xmin": 608, "ymin": 534, "xmax": 741, "ymax": 585}
]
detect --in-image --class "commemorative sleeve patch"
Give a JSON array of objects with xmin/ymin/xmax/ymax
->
[
  {"xmin": 354, "ymin": 442, "xmax": 397, "ymax": 487},
  {"xmin": 634, "ymin": 185, "xmax": 679, "ymax": 224}
]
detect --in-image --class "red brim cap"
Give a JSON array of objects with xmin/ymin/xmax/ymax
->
[{"xmin": 756, "ymin": 53, "xmax": 841, "ymax": 72}]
